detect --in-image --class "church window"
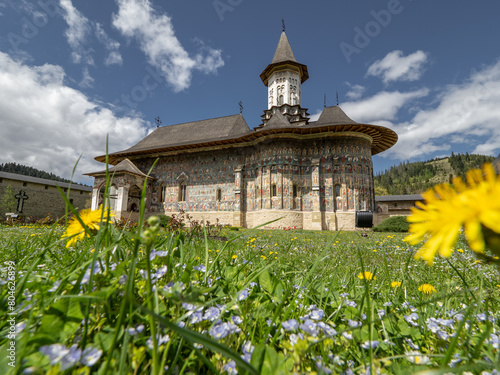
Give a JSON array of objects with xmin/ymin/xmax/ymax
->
[
  {"xmin": 272, "ymin": 184, "xmax": 277, "ymax": 197},
  {"xmin": 279, "ymin": 95, "xmax": 284, "ymax": 105},
  {"xmin": 23, "ymin": 182, "xmax": 27, "ymax": 187},
  {"xmin": 179, "ymin": 181, "xmax": 187, "ymax": 202},
  {"xmin": 45, "ymin": 185, "xmax": 49, "ymax": 189},
  {"xmin": 292, "ymin": 184, "xmax": 298, "ymax": 209},
  {"xmin": 216, "ymin": 188, "xmax": 222, "ymax": 202},
  {"xmin": 334, "ymin": 184, "xmax": 341, "ymax": 211},
  {"xmin": 160, "ymin": 183, "xmax": 166, "ymax": 202}
]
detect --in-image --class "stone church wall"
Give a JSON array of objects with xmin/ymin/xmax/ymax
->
[{"xmin": 118, "ymin": 133, "xmax": 375, "ymax": 230}]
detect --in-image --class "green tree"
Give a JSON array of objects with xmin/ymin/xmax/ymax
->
[{"xmin": 0, "ymin": 185, "xmax": 17, "ymax": 214}]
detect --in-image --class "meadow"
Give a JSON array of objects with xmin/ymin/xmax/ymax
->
[{"xmin": 0, "ymin": 218, "xmax": 499, "ymax": 375}]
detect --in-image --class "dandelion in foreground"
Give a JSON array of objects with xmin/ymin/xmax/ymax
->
[
  {"xmin": 62, "ymin": 205, "xmax": 113, "ymax": 248},
  {"xmin": 391, "ymin": 281, "xmax": 402, "ymax": 288},
  {"xmin": 405, "ymin": 163, "xmax": 500, "ymax": 265},
  {"xmin": 358, "ymin": 271, "xmax": 375, "ymax": 281},
  {"xmin": 418, "ymin": 283, "xmax": 436, "ymax": 295}
]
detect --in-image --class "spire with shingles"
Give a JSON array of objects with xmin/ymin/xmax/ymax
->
[{"xmin": 271, "ymin": 31, "xmax": 297, "ymax": 64}]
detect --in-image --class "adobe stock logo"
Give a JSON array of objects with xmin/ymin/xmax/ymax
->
[
  {"xmin": 213, "ymin": 0, "xmax": 243, "ymax": 22},
  {"xmin": 339, "ymin": 0, "xmax": 407, "ymax": 63}
]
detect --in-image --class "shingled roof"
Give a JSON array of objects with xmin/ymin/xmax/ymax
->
[
  {"xmin": 85, "ymin": 158, "xmax": 151, "ymax": 178},
  {"xmin": 123, "ymin": 114, "xmax": 250, "ymax": 154},
  {"xmin": 271, "ymin": 32, "xmax": 297, "ymax": 64},
  {"xmin": 260, "ymin": 31, "xmax": 309, "ymax": 85},
  {"xmin": 313, "ymin": 106, "xmax": 357, "ymax": 125}
]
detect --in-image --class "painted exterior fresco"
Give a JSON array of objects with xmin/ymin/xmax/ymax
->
[{"xmin": 117, "ymin": 134, "xmax": 375, "ymax": 217}]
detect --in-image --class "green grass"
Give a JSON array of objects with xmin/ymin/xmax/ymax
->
[{"xmin": 1, "ymin": 221, "xmax": 499, "ymax": 374}]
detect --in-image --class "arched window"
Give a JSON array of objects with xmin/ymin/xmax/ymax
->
[
  {"xmin": 334, "ymin": 184, "xmax": 341, "ymax": 211},
  {"xmin": 272, "ymin": 184, "xmax": 277, "ymax": 197},
  {"xmin": 216, "ymin": 188, "xmax": 222, "ymax": 202},
  {"xmin": 279, "ymin": 95, "xmax": 284, "ymax": 105},
  {"xmin": 178, "ymin": 181, "xmax": 187, "ymax": 202}
]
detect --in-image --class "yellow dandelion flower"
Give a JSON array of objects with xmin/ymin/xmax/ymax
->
[
  {"xmin": 405, "ymin": 163, "xmax": 500, "ymax": 265},
  {"xmin": 232, "ymin": 254, "xmax": 237, "ymax": 260},
  {"xmin": 418, "ymin": 283, "xmax": 436, "ymax": 295},
  {"xmin": 391, "ymin": 281, "xmax": 402, "ymax": 288},
  {"xmin": 62, "ymin": 205, "xmax": 113, "ymax": 248},
  {"xmin": 358, "ymin": 271, "xmax": 375, "ymax": 281},
  {"xmin": 457, "ymin": 249, "xmax": 464, "ymax": 253}
]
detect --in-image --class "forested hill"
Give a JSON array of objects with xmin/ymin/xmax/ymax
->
[
  {"xmin": 374, "ymin": 153, "xmax": 495, "ymax": 196},
  {"xmin": 0, "ymin": 162, "xmax": 83, "ymax": 185}
]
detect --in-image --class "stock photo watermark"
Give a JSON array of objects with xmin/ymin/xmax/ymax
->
[
  {"xmin": 339, "ymin": 0, "xmax": 411, "ymax": 63},
  {"xmin": 5, "ymin": 0, "xmax": 59, "ymax": 53},
  {"xmin": 4, "ymin": 261, "xmax": 17, "ymax": 368},
  {"xmin": 212, "ymin": 0, "xmax": 243, "ymax": 22}
]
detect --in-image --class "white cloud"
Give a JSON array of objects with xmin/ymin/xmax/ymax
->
[
  {"xmin": 385, "ymin": 60, "xmax": 500, "ymax": 159},
  {"xmin": 345, "ymin": 83, "xmax": 365, "ymax": 100},
  {"xmin": 79, "ymin": 66, "xmax": 94, "ymax": 88},
  {"xmin": 59, "ymin": 0, "xmax": 94, "ymax": 65},
  {"xmin": 95, "ymin": 23, "xmax": 123, "ymax": 66},
  {"xmin": 367, "ymin": 50, "xmax": 429, "ymax": 84},
  {"xmin": 0, "ymin": 52, "xmax": 148, "ymax": 184},
  {"xmin": 112, "ymin": 0, "xmax": 224, "ymax": 92},
  {"xmin": 341, "ymin": 89, "xmax": 429, "ymax": 123}
]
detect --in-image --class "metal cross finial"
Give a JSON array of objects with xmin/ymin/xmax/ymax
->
[
  {"xmin": 238, "ymin": 101, "xmax": 243, "ymax": 114},
  {"xmin": 282, "ymin": 19, "xmax": 285, "ymax": 32},
  {"xmin": 324, "ymin": 94, "xmax": 327, "ymax": 108},
  {"xmin": 336, "ymin": 91, "xmax": 339, "ymax": 106},
  {"xmin": 15, "ymin": 190, "xmax": 29, "ymax": 213},
  {"xmin": 155, "ymin": 116, "xmax": 162, "ymax": 127}
]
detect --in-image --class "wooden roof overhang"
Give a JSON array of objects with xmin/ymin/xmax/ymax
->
[{"xmin": 96, "ymin": 123, "xmax": 397, "ymax": 165}]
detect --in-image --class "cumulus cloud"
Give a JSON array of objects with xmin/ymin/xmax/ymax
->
[
  {"xmin": 0, "ymin": 52, "xmax": 148, "ymax": 184},
  {"xmin": 345, "ymin": 83, "xmax": 366, "ymax": 100},
  {"xmin": 385, "ymin": 60, "xmax": 500, "ymax": 159},
  {"xmin": 112, "ymin": 0, "xmax": 224, "ymax": 92},
  {"xmin": 367, "ymin": 50, "xmax": 429, "ymax": 84},
  {"xmin": 341, "ymin": 89, "xmax": 429, "ymax": 123},
  {"xmin": 95, "ymin": 23, "xmax": 123, "ymax": 66},
  {"xmin": 59, "ymin": 0, "xmax": 94, "ymax": 65}
]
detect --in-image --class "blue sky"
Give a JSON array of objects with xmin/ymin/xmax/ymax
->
[{"xmin": 1, "ymin": 0, "xmax": 499, "ymax": 184}]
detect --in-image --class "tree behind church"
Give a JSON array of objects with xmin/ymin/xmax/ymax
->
[{"xmin": 0, "ymin": 185, "xmax": 17, "ymax": 214}]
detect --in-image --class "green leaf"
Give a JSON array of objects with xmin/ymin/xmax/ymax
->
[{"xmin": 259, "ymin": 269, "xmax": 274, "ymax": 295}]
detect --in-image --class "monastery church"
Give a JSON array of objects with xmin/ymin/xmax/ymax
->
[{"xmin": 87, "ymin": 31, "xmax": 398, "ymax": 230}]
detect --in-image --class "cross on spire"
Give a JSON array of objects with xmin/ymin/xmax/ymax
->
[
  {"xmin": 155, "ymin": 116, "xmax": 162, "ymax": 127},
  {"xmin": 282, "ymin": 19, "xmax": 286, "ymax": 32}
]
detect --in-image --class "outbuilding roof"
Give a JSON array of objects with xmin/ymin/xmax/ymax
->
[
  {"xmin": 0, "ymin": 171, "xmax": 92, "ymax": 191},
  {"xmin": 375, "ymin": 194, "xmax": 424, "ymax": 202}
]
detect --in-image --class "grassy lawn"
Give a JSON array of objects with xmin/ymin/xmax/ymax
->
[{"xmin": 1, "ymin": 222, "xmax": 499, "ymax": 374}]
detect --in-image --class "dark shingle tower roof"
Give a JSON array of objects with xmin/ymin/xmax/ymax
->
[
  {"xmin": 260, "ymin": 31, "xmax": 309, "ymax": 86},
  {"xmin": 271, "ymin": 32, "xmax": 297, "ymax": 64}
]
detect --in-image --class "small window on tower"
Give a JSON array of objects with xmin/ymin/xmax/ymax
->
[
  {"xmin": 279, "ymin": 95, "xmax": 284, "ymax": 105},
  {"xmin": 216, "ymin": 188, "xmax": 222, "ymax": 202},
  {"xmin": 272, "ymin": 184, "xmax": 277, "ymax": 197}
]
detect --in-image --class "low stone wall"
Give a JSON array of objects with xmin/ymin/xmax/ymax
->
[
  {"xmin": 115, "ymin": 209, "xmax": 364, "ymax": 231},
  {"xmin": 245, "ymin": 210, "xmax": 304, "ymax": 229}
]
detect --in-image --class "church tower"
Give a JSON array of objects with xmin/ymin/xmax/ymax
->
[{"xmin": 259, "ymin": 31, "xmax": 310, "ymax": 127}]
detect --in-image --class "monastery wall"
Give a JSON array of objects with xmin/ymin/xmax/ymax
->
[{"xmin": 0, "ymin": 176, "xmax": 91, "ymax": 221}]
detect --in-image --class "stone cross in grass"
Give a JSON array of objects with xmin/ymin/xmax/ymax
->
[{"xmin": 15, "ymin": 190, "xmax": 29, "ymax": 213}]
